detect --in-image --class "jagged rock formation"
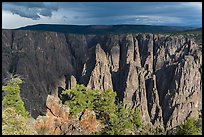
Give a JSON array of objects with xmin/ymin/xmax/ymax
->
[
  {"xmin": 86, "ymin": 43, "xmax": 113, "ymax": 91},
  {"xmin": 34, "ymin": 95, "xmax": 101, "ymax": 135},
  {"xmin": 34, "ymin": 95, "xmax": 71, "ymax": 135},
  {"xmin": 67, "ymin": 75, "xmax": 77, "ymax": 90},
  {"xmin": 2, "ymin": 29, "xmax": 202, "ymax": 131}
]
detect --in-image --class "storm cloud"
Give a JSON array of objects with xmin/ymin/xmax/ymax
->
[
  {"xmin": 2, "ymin": 2, "xmax": 58, "ymax": 20},
  {"xmin": 2, "ymin": 2, "xmax": 202, "ymax": 28}
]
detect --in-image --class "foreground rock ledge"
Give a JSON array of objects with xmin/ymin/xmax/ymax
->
[{"xmin": 34, "ymin": 95, "xmax": 101, "ymax": 135}]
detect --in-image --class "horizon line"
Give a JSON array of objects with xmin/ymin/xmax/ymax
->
[{"xmin": 2, "ymin": 23, "xmax": 201, "ymax": 30}]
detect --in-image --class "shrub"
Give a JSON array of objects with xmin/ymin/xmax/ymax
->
[
  {"xmin": 60, "ymin": 84, "xmax": 100, "ymax": 119},
  {"xmin": 60, "ymin": 84, "xmax": 143, "ymax": 135},
  {"xmin": 100, "ymin": 103, "xmax": 143, "ymax": 135},
  {"xmin": 177, "ymin": 118, "xmax": 202, "ymax": 135},
  {"xmin": 2, "ymin": 75, "xmax": 29, "ymax": 117},
  {"xmin": 2, "ymin": 107, "xmax": 34, "ymax": 135},
  {"xmin": 93, "ymin": 88, "xmax": 117, "ymax": 123}
]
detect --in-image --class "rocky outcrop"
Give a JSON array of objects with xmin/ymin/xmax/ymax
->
[
  {"xmin": 34, "ymin": 95, "xmax": 71, "ymax": 135},
  {"xmin": 164, "ymin": 55, "xmax": 202, "ymax": 129},
  {"xmin": 2, "ymin": 30, "xmax": 75, "ymax": 118},
  {"xmin": 79, "ymin": 109, "xmax": 102, "ymax": 134},
  {"xmin": 153, "ymin": 37, "xmax": 202, "ymax": 130},
  {"xmin": 67, "ymin": 75, "xmax": 77, "ymax": 90},
  {"xmin": 2, "ymin": 29, "xmax": 202, "ymax": 131},
  {"xmin": 86, "ymin": 44, "xmax": 113, "ymax": 91},
  {"xmin": 146, "ymin": 74, "xmax": 163, "ymax": 126},
  {"xmin": 34, "ymin": 95, "xmax": 101, "ymax": 135}
]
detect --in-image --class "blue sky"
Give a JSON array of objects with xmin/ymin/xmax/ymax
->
[{"xmin": 2, "ymin": 2, "xmax": 202, "ymax": 29}]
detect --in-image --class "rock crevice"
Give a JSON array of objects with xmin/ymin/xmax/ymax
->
[{"xmin": 2, "ymin": 29, "xmax": 202, "ymax": 130}]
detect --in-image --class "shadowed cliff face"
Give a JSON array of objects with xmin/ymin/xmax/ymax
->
[{"xmin": 2, "ymin": 29, "xmax": 202, "ymax": 130}]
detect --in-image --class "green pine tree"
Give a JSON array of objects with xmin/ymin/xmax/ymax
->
[
  {"xmin": 2, "ymin": 75, "xmax": 29, "ymax": 117},
  {"xmin": 177, "ymin": 118, "xmax": 202, "ymax": 135},
  {"xmin": 60, "ymin": 84, "xmax": 143, "ymax": 135}
]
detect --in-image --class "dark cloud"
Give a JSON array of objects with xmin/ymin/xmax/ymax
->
[
  {"xmin": 3, "ymin": 2, "xmax": 45, "ymax": 8},
  {"xmin": 10, "ymin": 7, "xmax": 40, "ymax": 20},
  {"xmin": 56, "ymin": 2, "xmax": 201, "ymax": 27},
  {"xmin": 2, "ymin": 2, "xmax": 202, "ymax": 27},
  {"xmin": 2, "ymin": 2, "xmax": 58, "ymax": 20},
  {"xmin": 39, "ymin": 9, "xmax": 52, "ymax": 17}
]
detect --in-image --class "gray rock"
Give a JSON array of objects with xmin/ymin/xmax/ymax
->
[{"xmin": 2, "ymin": 29, "xmax": 202, "ymax": 131}]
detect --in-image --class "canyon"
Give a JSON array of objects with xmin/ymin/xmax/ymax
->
[{"xmin": 2, "ymin": 28, "xmax": 202, "ymax": 131}]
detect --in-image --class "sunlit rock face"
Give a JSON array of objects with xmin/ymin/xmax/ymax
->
[
  {"xmin": 34, "ymin": 95, "xmax": 101, "ymax": 135},
  {"xmin": 2, "ymin": 29, "xmax": 202, "ymax": 130}
]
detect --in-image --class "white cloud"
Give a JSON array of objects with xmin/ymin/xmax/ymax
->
[
  {"xmin": 139, "ymin": 16, "xmax": 181, "ymax": 24},
  {"xmin": 180, "ymin": 2, "xmax": 202, "ymax": 11},
  {"xmin": 2, "ymin": 10, "xmax": 67, "ymax": 29},
  {"xmin": 119, "ymin": 15, "xmax": 182, "ymax": 25}
]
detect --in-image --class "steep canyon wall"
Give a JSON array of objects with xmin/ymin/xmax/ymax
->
[{"xmin": 2, "ymin": 29, "xmax": 202, "ymax": 130}]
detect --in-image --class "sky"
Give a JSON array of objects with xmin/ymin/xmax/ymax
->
[{"xmin": 2, "ymin": 2, "xmax": 202, "ymax": 29}]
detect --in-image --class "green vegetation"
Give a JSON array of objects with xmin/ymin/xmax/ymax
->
[
  {"xmin": 101, "ymin": 103, "xmax": 143, "ymax": 135},
  {"xmin": 2, "ymin": 75, "xmax": 29, "ymax": 117},
  {"xmin": 2, "ymin": 77, "xmax": 202, "ymax": 135},
  {"xmin": 60, "ymin": 84, "xmax": 100, "ymax": 118},
  {"xmin": 176, "ymin": 118, "xmax": 202, "ymax": 135},
  {"xmin": 60, "ymin": 84, "xmax": 143, "ymax": 135},
  {"xmin": 2, "ymin": 107, "xmax": 34, "ymax": 135},
  {"xmin": 2, "ymin": 75, "xmax": 34, "ymax": 135},
  {"xmin": 60, "ymin": 85, "xmax": 118, "ymax": 121},
  {"xmin": 144, "ymin": 126, "xmax": 166, "ymax": 135}
]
